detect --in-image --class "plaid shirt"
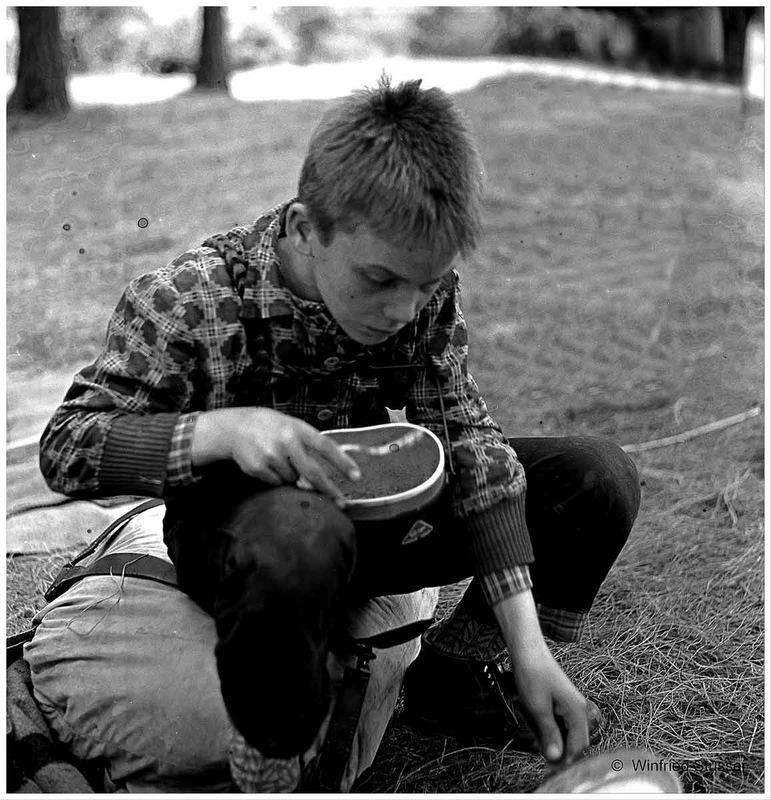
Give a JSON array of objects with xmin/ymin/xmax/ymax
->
[{"xmin": 40, "ymin": 201, "xmax": 533, "ymax": 603}]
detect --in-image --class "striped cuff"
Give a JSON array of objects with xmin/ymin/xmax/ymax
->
[
  {"xmin": 466, "ymin": 494, "xmax": 534, "ymax": 574},
  {"xmin": 165, "ymin": 412, "xmax": 202, "ymax": 488},
  {"xmin": 100, "ymin": 412, "xmax": 180, "ymax": 497},
  {"xmin": 478, "ymin": 565, "xmax": 533, "ymax": 606},
  {"xmin": 536, "ymin": 604, "xmax": 588, "ymax": 643}
]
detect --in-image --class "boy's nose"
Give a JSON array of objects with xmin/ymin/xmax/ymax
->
[{"xmin": 383, "ymin": 291, "xmax": 423, "ymax": 325}]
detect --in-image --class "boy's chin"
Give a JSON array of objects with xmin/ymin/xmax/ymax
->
[{"xmin": 346, "ymin": 323, "xmax": 399, "ymax": 345}]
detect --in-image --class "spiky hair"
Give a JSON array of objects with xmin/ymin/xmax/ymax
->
[{"xmin": 297, "ymin": 74, "xmax": 484, "ymax": 256}]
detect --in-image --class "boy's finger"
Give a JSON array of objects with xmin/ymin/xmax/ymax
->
[
  {"xmin": 289, "ymin": 446, "xmax": 349, "ymax": 506},
  {"xmin": 244, "ymin": 465, "xmax": 282, "ymax": 486},
  {"xmin": 308, "ymin": 465, "xmax": 349, "ymax": 507},
  {"xmin": 532, "ymin": 712, "xmax": 564, "ymax": 764},
  {"xmin": 318, "ymin": 438, "xmax": 361, "ymax": 481},
  {"xmin": 271, "ymin": 454, "xmax": 299, "ymax": 484},
  {"xmin": 538, "ymin": 719, "xmax": 564, "ymax": 761},
  {"xmin": 561, "ymin": 705, "xmax": 590, "ymax": 765}
]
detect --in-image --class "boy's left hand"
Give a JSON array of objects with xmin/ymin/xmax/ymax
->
[
  {"xmin": 509, "ymin": 643, "xmax": 590, "ymax": 765},
  {"xmin": 491, "ymin": 590, "xmax": 590, "ymax": 766}
]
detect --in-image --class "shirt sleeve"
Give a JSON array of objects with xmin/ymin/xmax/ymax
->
[
  {"xmin": 478, "ymin": 565, "xmax": 533, "ymax": 606},
  {"xmin": 405, "ymin": 270, "xmax": 534, "ymax": 575},
  {"xmin": 165, "ymin": 411, "xmax": 203, "ymax": 488},
  {"xmin": 39, "ymin": 269, "xmax": 199, "ymax": 499}
]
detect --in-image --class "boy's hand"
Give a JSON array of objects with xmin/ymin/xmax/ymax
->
[
  {"xmin": 509, "ymin": 643, "xmax": 590, "ymax": 766},
  {"xmin": 491, "ymin": 589, "xmax": 590, "ymax": 766},
  {"xmin": 191, "ymin": 407, "xmax": 360, "ymax": 506}
]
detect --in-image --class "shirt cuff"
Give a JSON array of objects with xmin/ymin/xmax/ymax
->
[
  {"xmin": 165, "ymin": 411, "xmax": 203, "ymax": 489},
  {"xmin": 100, "ymin": 412, "xmax": 180, "ymax": 497},
  {"xmin": 466, "ymin": 494, "xmax": 534, "ymax": 573},
  {"xmin": 478, "ymin": 565, "xmax": 533, "ymax": 606}
]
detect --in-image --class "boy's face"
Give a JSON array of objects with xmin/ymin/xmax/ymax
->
[
  {"xmin": 310, "ymin": 225, "xmax": 457, "ymax": 345},
  {"xmin": 311, "ymin": 226, "xmax": 454, "ymax": 345}
]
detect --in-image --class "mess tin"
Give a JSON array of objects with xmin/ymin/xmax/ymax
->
[
  {"xmin": 534, "ymin": 749, "xmax": 683, "ymax": 794},
  {"xmin": 322, "ymin": 422, "xmax": 446, "ymax": 521}
]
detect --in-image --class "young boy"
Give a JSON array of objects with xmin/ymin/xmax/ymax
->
[{"xmin": 32, "ymin": 76, "xmax": 639, "ymax": 790}]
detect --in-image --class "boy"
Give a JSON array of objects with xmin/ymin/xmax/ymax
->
[{"xmin": 31, "ymin": 76, "xmax": 639, "ymax": 790}]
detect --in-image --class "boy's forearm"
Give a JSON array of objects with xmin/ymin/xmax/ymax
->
[{"xmin": 491, "ymin": 588, "xmax": 549, "ymax": 663}]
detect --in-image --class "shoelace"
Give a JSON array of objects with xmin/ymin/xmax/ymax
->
[{"xmin": 482, "ymin": 662, "xmax": 525, "ymax": 726}]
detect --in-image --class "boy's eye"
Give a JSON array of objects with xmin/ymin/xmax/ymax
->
[
  {"xmin": 363, "ymin": 272, "xmax": 396, "ymax": 288},
  {"xmin": 360, "ymin": 270, "xmax": 440, "ymax": 293}
]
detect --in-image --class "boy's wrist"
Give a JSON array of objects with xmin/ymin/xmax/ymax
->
[
  {"xmin": 191, "ymin": 409, "xmax": 236, "ymax": 466},
  {"xmin": 491, "ymin": 589, "xmax": 549, "ymax": 662}
]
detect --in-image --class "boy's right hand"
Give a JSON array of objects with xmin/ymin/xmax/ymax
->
[{"xmin": 191, "ymin": 407, "xmax": 360, "ymax": 507}]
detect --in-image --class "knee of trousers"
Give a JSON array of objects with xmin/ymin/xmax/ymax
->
[
  {"xmin": 567, "ymin": 437, "xmax": 641, "ymax": 537},
  {"xmin": 217, "ymin": 486, "xmax": 356, "ymax": 587},
  {"xmin": 212, "ymin": 487, "xmax": 357, "ymax": 634},
  {"xmin": 211, "ymin": 489, "xmax": 355, "ymax": 759}
]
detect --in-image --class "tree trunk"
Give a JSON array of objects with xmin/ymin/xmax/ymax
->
[
  {"xmin": 195, "ymin": 7, "xmax": 229, "ymax": 92},
  {"xmin": 721, "ymin": 8, "xmax": 751, "ymax": 83},
  {"xmin": 7, "ymin": 7, "xmax": 70, "ymax": 115}
]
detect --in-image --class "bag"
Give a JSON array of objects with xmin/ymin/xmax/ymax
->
[
  {"xmin": 6, "ymin": 498, "xmax": 168, "ymax": 793},
  {"xmin": 7, "ymin": 498, "xmax": 433, "ymax": 793}
]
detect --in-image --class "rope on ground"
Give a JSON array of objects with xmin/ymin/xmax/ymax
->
[{"xmin": 622, "ymin": 406, "xmax": 761, "ymax": 453}]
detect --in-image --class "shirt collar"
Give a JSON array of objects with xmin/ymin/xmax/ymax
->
[
  {"xmin": 204, "ymin": 199, "xmax": 334, "ymax": 325},
  {"xmin": 204, "ymin": 202, "xmax": 401, "ymax": 361}
]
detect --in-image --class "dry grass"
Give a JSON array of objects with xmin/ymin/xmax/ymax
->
[
  {"xmin": 6, "ymin": 74, "xmax": 764, "ymax": 793},
  {"xmin": 358, "ymin": 431, "xmax": 765, "ymax": 793},
  {"xmin": 6, "ymin": 551, "xmax": 71, "ymax": 635}
]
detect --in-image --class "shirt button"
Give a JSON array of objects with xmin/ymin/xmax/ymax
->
[
  {"xmin": 324, "ymin": 356, "xmax": 340, "ymax": 369},
  {"xmin": 317, "ymin": 408, "xmax": 335, "ymax": 422}
]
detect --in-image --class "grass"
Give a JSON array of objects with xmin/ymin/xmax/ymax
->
[{"xmin": 6, "ymin": 75, "xmax": 765, "ymax": 793}]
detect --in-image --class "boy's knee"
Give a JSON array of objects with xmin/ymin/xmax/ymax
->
[
  {"xmin": 213, "ymin": 489, "xmax": 355, "ymax": 759},
  {"xmin": 220, "ymin": 486, "xmax": 356, "ymax": 589},
  {"xmin": 572, "ymin": 437, "xmax": 641, "ymax": 534}
]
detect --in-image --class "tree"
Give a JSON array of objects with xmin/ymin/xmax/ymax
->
[
  {"xmin": 195, "ymin": 7, "xmax": 229, "ymax": 92},
  {"xmin": 720, "ymin": 7, "xmax": 758, "ymax": 83},
  {"xmin": 7, "ymin": 7, "xmax": 70, "ymax": 115}
]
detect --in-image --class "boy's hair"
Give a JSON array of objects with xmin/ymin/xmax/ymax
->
[{"xmin": 298, "ymin": 74, "xmax": 484, "ymax": 257}]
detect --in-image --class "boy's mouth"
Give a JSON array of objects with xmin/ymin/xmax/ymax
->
[{"xmin": 363, "ymin": 325, "xmax": 401, "ymax": 341}]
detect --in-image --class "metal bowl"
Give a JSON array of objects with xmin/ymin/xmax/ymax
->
[
  {"xmin": 322, "ymin": 422, "xmax": 445, "ymax": 521},
  {"xmin": 534, "ymin": 749, "xmax": 683, "ymax": 793}
]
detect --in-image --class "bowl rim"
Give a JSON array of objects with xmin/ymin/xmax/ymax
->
[{"xmin": 322, "ymin": 422, "xmax": 445, "ymax": 507}]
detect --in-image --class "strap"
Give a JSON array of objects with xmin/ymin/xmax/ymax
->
[
  {"xmin": 6, "ymin": 628, "xmax": 36, "ymax": 667},
  {"xmin": 8, "ymin": 502, "xmax": 167, "ymax": 662},
  {"xmin": 307, "ymin": 644, "xmax": 374, "ymax": 792},
  {"xmin": 309, "ymin": 617, "xmax": 434, "ymax": 791},
  {"xmin": 61, "ymin": 498, "xmax": 164, "ymax": 569},
  {"xmin": 44, "ymin": 552, "xmax": 177, "ymax": 603},
  {"xmin": 353, "ymin": 617, "xmax": 434, "ymax": 650}
]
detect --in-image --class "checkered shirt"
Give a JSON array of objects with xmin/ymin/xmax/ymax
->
[{"xmin": 40, "ymin": 201, "xmax": 532, "ymax": 600}]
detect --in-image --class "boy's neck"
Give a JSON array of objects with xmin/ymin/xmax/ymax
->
[{"xmin": 275, "ymin": 236, "xmax": 321, "ymax": 302}]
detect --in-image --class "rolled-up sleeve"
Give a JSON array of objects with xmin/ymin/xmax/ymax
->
[{"xmin": 164, "ymin": 411, "xmax": 203, "ymax": 489}]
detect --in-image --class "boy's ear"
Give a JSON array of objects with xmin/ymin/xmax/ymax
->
[{"xmin": 284, "ymin": 202, "xmax": 315, "ymax": 258}]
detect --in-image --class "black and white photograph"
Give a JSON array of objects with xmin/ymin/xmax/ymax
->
[{"xmin": 5, "ymin": 4, "xmax": 766, "ymax": 794}]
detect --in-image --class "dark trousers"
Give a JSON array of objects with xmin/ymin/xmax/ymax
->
[{"xmin": 163, "ymin": 436, "xmax": 640, "ymax": 758}]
